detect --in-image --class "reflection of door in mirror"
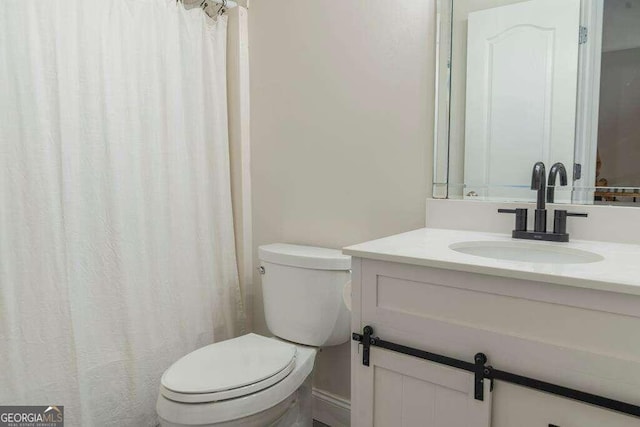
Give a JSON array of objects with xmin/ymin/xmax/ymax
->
[
  {"xmin": 595, "ymin": 0, "xmax": 640, "ymax": 205},
  {"xmin": 463, "ymin": 0, "xmax": 580, "ymax": 202}
]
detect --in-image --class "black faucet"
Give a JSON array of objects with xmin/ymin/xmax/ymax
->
[
  {"xmin": 547, "ymin": 162, "xmax": 568, "ymax": 203},
  {"xmin": 530, "ymin": 162, "xmax": 547, "ymax": 232},
  {"xmin": 499, "ymin": 161, "xmax": 587, "ymax": 242}
]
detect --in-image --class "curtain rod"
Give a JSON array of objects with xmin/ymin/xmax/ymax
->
[
  {"xmin": 178, "ymin": 0, "xmax": 238, "ymax": 8},
  {"xmin": 205, "ymin": 0, "xmax": 238, "ymax": 8},
  {"xmin": 177, "ymin": 0, "xmax": 238, "ymax": 15},
  {"xmin": 176, "ymin": 0, "xmax": 238, "ymax": 19}
]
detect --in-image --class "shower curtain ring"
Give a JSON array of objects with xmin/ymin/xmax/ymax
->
[{"xmin": 217, "ymin": 0, "xmax": 228, "ymax": 15}]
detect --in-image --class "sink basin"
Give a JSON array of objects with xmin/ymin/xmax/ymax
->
[{"xmin": 449, "ymin": 241, "xmax": 604, "ymax": 264}]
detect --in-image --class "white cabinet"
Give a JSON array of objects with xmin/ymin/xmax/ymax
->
[
  {"xmin": 349, "ymin": 258, "xmax": 640, "ymax": 427},
  {"xmin": 353, "ymin": 347, "xmax": 491, "ymax": 427},
  {"xmin": 493, "ymin": 383, "xmax": 640, "ymax": 427}
]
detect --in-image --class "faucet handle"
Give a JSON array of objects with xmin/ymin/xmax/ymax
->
[
  {"xmin": 498, "ymin": 208, "xmax": 528, "ymax": 231},
  {"xmin": 553, "ymin": 210, "xmax": 588, "ymax": 235}
]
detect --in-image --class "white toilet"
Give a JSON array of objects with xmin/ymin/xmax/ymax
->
[{"xmin": 156, "ymin": 243, "xmax": 351, "ymax": 427}]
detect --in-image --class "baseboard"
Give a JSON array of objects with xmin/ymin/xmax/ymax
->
[{"xmin": 312, "ymin": 388, "xmax": 350, "ymax": 427}]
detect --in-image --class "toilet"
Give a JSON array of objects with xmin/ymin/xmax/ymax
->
[{"xmin": 156, "ymin": 243, "xmax": 351, "ymax": 427}]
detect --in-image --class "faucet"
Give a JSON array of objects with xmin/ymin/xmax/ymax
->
[
  {"xmin": 530, "ymin": 162, "xmax": 546, "ymax": 232},
  {"xmin": 547, "ymin": 162, "xmax": 568, "ymax": 203},
  {"xmin": 499, "ymin": 160, "xmax": 587, "ymax": 242}
]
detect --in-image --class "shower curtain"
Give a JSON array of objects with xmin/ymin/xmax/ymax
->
[{"xmin": 0, "ymin": 0, "xmax": 245, "ymax": 425}]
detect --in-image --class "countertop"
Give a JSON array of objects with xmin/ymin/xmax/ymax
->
[{"xmin": 343, "ymin": 228, "xmax": 640, "ymax": 296}]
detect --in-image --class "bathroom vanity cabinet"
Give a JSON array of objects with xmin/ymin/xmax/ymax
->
[{"xmin": 345, "ymin": 229, "xmax": 640, "ymax": 427}]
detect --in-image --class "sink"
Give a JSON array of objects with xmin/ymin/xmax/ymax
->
[{"xmin": 449, "ymin": 241, "xmax": 604, "ymax": 264}]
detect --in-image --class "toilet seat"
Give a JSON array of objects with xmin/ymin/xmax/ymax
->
[
  {"xmin": 156, "ymin": 341, "xmax": 317, "ymax": 426},
  {"xmin": 160, "ymin": 334, "xmax": 297, "ymax": 404}
]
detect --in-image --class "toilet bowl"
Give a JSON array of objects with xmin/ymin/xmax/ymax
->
[{"xmin": 157, "ymin": 244, "xmax": 351, "ymax": 427}]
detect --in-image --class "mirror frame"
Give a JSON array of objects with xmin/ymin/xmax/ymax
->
[{"xmin": 432, "ymin": 0, "xmax": 453, "ymax": 199}]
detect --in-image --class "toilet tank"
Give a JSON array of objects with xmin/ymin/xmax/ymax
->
[{"xmin": 258, "ymin": 244, "xmax": 351, "ymax": 347}]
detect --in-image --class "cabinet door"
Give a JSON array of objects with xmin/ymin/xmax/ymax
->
[
  {"xmin": 352, "ymin": 347, "xmax": 492, "ymax": 427},
  {"xmin": 493, "ymin": 383, "xmax": 640, "ymax": 427}
]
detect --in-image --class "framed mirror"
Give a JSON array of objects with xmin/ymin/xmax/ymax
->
[{"xmin": 433, "ymin": 0, "xmax": 640, "ymax": 205}]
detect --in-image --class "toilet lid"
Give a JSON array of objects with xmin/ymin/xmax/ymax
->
[{"xmin": 161, "ymin": 334, "xmax": 297, "ymax": 401}]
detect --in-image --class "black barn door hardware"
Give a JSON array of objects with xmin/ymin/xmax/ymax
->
[
  {"xmin": 353, "ymin": 326, "xmax": 640, "ymax": 419},
  {"xmin": 352, "ymin": 326, "xmax": 487, "ymax": 400}
]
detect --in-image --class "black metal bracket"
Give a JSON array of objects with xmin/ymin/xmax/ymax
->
[
  {"xmin": 474, "ymin": 353, "xmax": 487, "ymax": 401},
  {"xmin": 353, "ymin": 326, "xmax": 640, "ymax": 418},
  {"xmin": 352, "ymin": 325, "xmax": 374, "ymax": 366}
]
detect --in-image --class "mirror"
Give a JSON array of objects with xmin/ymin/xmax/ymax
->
[{"xmin": 434, "ymin": 0, "xmax": 640, "ymax": 205}]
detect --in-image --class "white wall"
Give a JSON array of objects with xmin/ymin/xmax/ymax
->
[{"xmin": 248, "ymin": 0, "xmax": 436, "ymax": 400}]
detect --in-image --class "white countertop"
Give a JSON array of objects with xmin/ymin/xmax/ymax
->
[{"xmin": 343, "ymin": 228, "xmax": 640, "ymax": 296}]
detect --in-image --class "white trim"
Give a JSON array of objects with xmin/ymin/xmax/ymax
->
[
  {"xmin": 573, "ymin": 0, "xmax": 603, "ymax": 203},
  {"xmin": 312, "ymin": 388, "xmax": 351, "ymax": 427},
  {"xmin": 349, "ymin": 258, "xmax": 362, "ymax": 427}
]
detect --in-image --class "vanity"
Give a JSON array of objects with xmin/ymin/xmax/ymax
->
[
  {"xmin": 345, "ymin": 224, "xmax": 640, "ymax": 427},
  {"xmin": 345, "ymin": 0, "xmax": 640, "ymax": 423}
]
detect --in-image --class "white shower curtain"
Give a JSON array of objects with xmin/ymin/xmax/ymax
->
[{"xmin": 0, "ymin": 1, "xmax": 245, "ymax": 425}]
